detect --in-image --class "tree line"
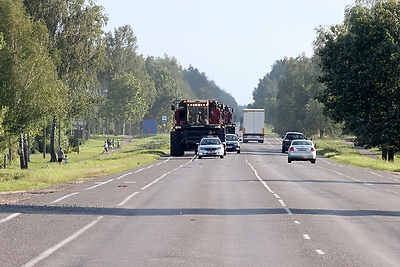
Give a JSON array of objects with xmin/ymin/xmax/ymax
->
[
  {"xmin": 0, "ymin": 0, "xmax": 237, "ymax": 169},
  {"xmin": 249, "ymin": 0, "xmax": 400, "ymax": 161}
]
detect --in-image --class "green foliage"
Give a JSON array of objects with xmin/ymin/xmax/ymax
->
[
  {"xmin": 0, "ymin": 134, "xmax": 170, "ymax": 192},
  {"xmin": 106, "ymin": 73, "xmax": 146, "ymax": 126},
  {"xmin": 317, "ymin": 0, "xmax": 400, "ymax": 154},
  {"xmin": 0, "ymin": 0, "xmax": 66, "ymax": 135},
  {"xmin": 24, "ymin": 0, "xmax": 108, "ymax": 120},
  {"xmin": 274, "ymin": 55, "xmax": 327, "ymax": 135},
  {"xmin": 249, "ymin": 62, "xmax": 280, "ymax": 125},
  {"xmin": 145, "ymin": 55, "xmax": 195, "ymax": 124},
  {"xmin": 0, "ymin": 31, "xmax": 4, "ymax": 50},
  {"xmin": 317, "ymin": 138, "xmax": 400, "ymax": 172},
  {"xmin": 184, "ymin": 66, "xmax": 238, "ymax": 110},
  {"xmin": 145, "ymin": 57, "xmax": 179, "ymax": 120},
  {"xmin": 100, "ymin": 25, "xmax": 156, "ymax": 134}
]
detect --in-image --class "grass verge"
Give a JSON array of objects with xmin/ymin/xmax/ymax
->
[
  {"xmin": 316, "ymin": 138, "xmax": 400, "ymax": 172},
  {"xmin": 0, "ymin": 134, "xmax": 169, "ymax": 192}
]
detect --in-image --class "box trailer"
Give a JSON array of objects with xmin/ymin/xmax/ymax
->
[{"xmin": 242, "ymin": 109, "xmax": 265, "ymax": 143}]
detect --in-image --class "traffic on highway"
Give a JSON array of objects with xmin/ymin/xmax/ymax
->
[{"xmin": 1, "ymin": 137, "xmax": 400, "ymax": 266}]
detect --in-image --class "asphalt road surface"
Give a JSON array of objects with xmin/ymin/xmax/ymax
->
[{"xmin": 1, "ymin": 137, "xmax": 400, "ymax": 266}]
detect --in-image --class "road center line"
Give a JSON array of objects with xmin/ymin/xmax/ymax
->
[
  {"xmin": 246, "ymin": 157, "xmax": 294, "ymax": 216},
  {"xmin": 245, "ymin": 158, "xmax": 274, "ymax": 194},
  {"xmin": 22, "ymin": 216, "xmax": 104, "ymax": 267}
]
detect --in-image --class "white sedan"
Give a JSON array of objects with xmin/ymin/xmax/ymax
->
[
  {"xmin": 197, "ymin": 137, "xmax": 225, "ymax": 159},
  {"xmin": 288, "ymin": 140, "xmax": 316, "ymax": 164}
]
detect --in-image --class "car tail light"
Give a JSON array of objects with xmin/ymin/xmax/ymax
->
[
  {"xmin": 289, "ymin": 147, "xmax": 295, "ymax": 151},
  {"xmin": 310, "ymin": 147, "xmax": 315, "ymax": 151}
]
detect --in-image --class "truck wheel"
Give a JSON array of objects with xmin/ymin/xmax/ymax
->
[{"xmin": 170, "ymin": 131, "xmax": 184, "ymax": 156}]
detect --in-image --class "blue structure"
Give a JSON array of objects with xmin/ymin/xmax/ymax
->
[{"xmin": 142, "ymin": 120, "xmax": 157, "ymax": 134}]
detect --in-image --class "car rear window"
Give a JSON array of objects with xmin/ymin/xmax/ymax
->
[
  {"xmin": 292, "ymin": 140, "xmax": 312, "ymax": 146},
  {"xmin": 287, "ymin": 134, "xmax": 303, "ymax": 139}
]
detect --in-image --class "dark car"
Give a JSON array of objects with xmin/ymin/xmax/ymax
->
[
  {"xmin": 225, "ymin": 134, "xmax": 240, "ymax": 153},
  {"xmin": 282, "ymin": 132, "xmax": 305, "ymax": 153}
]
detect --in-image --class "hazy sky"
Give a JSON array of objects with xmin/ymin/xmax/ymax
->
[{"xmin": 96, "ymin": 0, "xmax": 355, "ymax": 105}]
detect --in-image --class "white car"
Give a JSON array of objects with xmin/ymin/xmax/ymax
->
[
  {"xmin": 197, "ymin": 137, "xmax": 225, "ymax": 159},
  {"xmin": 288, "ymin": 140, "xmax": 316, "ymax": 164}
]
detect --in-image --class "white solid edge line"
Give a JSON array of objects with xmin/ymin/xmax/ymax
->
[
  {"xmin": 49, "ymin": 192, "xmax": 79, "ymax": 204},
  {"xmin": 22, "ymin": 216, "xmax": 104, "ymax": 267},
  {"xmin": 117, "ymin": 192, "xmax": 139, "ymax": 206},
  {"xmin": 140, "ymin": 155, "xmax": 196, "ymax": 190},
  {"xmin": 0, "ymin": 213, "xmax": 21, "ymax": 224},
  {"xmin": 84, "ymin": 179, "xmax": 114, "ymax": 191}
]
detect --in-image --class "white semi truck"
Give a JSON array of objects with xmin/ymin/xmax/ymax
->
[{"xmin": 242, "ymin": 109, "xmax": 265, "ymax": 143}]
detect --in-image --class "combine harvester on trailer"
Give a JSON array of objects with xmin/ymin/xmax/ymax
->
[{"xmin": 170, "ymin": 99, "xmax": 235, "ymax": 156}]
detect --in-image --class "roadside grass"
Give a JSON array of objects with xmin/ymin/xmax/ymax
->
[
  {"xmin": 0, "ymin": 134, "xmax": 169, "ymax": 192},
  {"xmin": 316, "ymin": 138, "xmax": 400, "ymax": 172}
]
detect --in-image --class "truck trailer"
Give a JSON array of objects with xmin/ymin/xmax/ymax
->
[
  {"xmin": 170, "ymin": 99, "xmax": 234, "ymax": 156},
  {"xmin": 242, "ymin": 109, "xmax": 265, "ymax": 143}
]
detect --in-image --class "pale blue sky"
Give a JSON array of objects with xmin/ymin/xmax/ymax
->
[{"xmin": 96, "ymin": 0, "xmax": 355, "ymax": 105}]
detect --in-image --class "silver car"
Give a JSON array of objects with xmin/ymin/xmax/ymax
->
[
  {"xmin": 197, "ymin": 137, "xmax": 225, "ymax": 159},
  {"xmin": 288, "ymin": 140, "xmax": 316, "ymax": 164}
]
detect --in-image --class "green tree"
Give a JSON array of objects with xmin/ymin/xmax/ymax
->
[
  {"xmin": 101, "ymin": 25, "xmax": 155, "ymax": 134},
  {"xmin": 145, "ymin": 55, "xmax": 194, "ymax": 127},
  {"xmin": 103, "ymin": 73, "xmax": 145, "ymax": 134},
  {"xmin": 184, "ymin": 66, "xmax": 238, "ymax": 111},
  {"xmin": 317, "ymin": 0, "xmax": 400, "ymax": 160},
  {"xmin": 274, "ymin": 56, "xmax": 316, "ymax": 135},
  {"xmin": 250, "ymin": 74, "xmax": 278, "ymax": 125},
  {"xmin": 272, "ymin": 55, "xmax": 338, "ymax": 137},
  {"xmin": 0, "ymin": 0, "xmax": 66, "ymax": 168},
  {"xmin": 24, "ymin": 0, "xmax": 107, "ymax": 161},
  {"xmin": 0, "ymin": 32, "xmax": 4, "ymax": 50}
]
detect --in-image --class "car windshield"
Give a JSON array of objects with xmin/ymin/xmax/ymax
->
[
  {"xmin": 226, "ymin": 135, "xmax": 237, "ymax": 141},
  {"xmin": 201, "ymin": 139, "xmax": 221, "ymax": 145},
  {"xmin": 292, "ymin": 140, "xmax": 312, "ymax": 146},
  {"xmin": 287, "ymin": 134, "xmax": 303, "ymax": 139}
]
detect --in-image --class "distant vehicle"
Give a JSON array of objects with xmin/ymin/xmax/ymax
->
[
  {"xmin": 242, "ymin": 109, "xmax": 265, "ymax": 143},
  {"xmin": 282, "ymin": 132, "xmax": 305, "ymax": 153},
  {"xmin": 197, "ymin": 136, "xmax": 225, "ymax": 159},
  {"xmin": 225, "ymin": 134, "xmax": 240, "ymax": 153},
  {"xmin": 287, "ymin": 140, "xmax": 316, "ymax": 164}
]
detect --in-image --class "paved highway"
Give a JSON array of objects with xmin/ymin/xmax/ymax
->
[{"xmin": 1, "ymin": 137, "xmax": 400, "ymax": 266}]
